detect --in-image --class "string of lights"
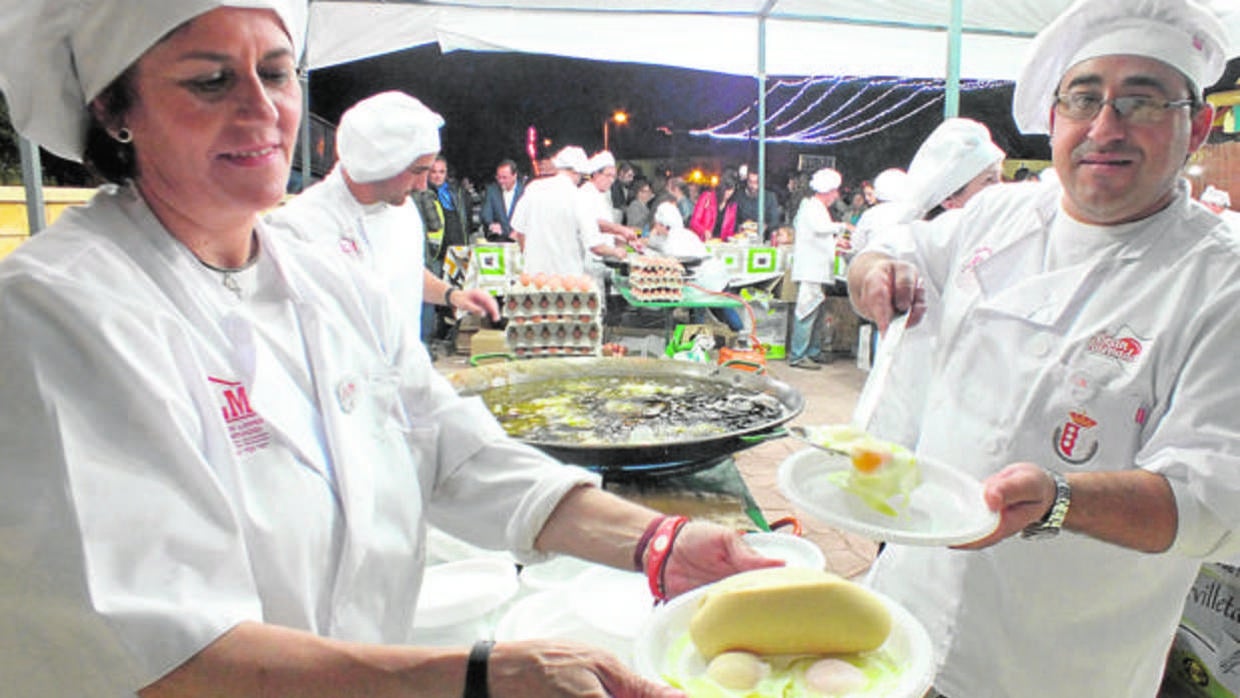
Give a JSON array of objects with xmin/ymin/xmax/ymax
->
[{"xmin": 692, "ymin": 76, "xmax": 1010, "ymax": 145}]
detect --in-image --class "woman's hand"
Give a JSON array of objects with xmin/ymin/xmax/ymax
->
[
  {"xmin": 489, "ymin": 640, "xmax": 685, "ymax": 698},
  {"xmin": 658, "ymin": 522, "xmax": 785, "ymax": 600}
]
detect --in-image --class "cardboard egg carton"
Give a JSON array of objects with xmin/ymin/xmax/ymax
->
[
  {"xmin": 503, "ymin": 288, "xmax": 600, "ymax": 324},
  {"xmin": 505, "ymin": 319, "xmax": 602, "ymax": 358}
]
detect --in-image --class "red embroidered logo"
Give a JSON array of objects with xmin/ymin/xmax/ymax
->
[
  {"xmin": 1053, "ymin": 410, "xmax": 1099, "ymax": 464},
  {"xmin": 955, "ymin": 246, "xmax": 992, "ymax": 291},
  {"xmin": 1086, "ymin": 331, "xmax": 1143, "ymax": 363},
  {"xmin": 209, "ymin": 376, "xmax": 271, "ymax": 456},
  {"xmin": 339, "ymin": 237, "xmax": 361, "ymax": 256}
]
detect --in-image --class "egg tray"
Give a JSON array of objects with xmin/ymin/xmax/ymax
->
[
  {"xmin": 506, "ymin": 320, "xmax": 602, "ymax": 354},
  {"xmin": 503, "ymin": 289, "xmax": 601, "ymax": 324}
]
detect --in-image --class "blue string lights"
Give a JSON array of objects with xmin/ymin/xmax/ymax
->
[{"xmin": 692, "ymin": 76, "xmax": 1010, "ymax": 145}]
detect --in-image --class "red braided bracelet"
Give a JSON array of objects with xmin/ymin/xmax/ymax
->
[{"xmin": 642, "ymin": 515, "xmax": 689, "ymax": 603}]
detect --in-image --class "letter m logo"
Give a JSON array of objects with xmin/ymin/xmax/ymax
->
[{"xmin": 209, "ymin": 377, "xmax": 254, "ymax": 422}]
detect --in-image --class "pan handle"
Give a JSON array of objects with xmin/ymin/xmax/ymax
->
[
  {"xmin": 720, "ymin": 358, "xmax": 766, "ymax": 374},
  {"xmin": 738, "ymin": 427, "xmax": 788, "ymax": 445},
  {"xmin": 468, "ymin": 352, "xmax": 516, "ymax": 367}
]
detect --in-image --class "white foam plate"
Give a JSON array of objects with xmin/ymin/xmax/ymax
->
[
  {"xmin": 741, "ymin": 531, "xmax": 826, "ymax": 570},
  {"xmin": 778, "ymin": 448, "xmax": 1000, "ymax": 546},
  {"xmin": 633, "ymin": 580, "xmax": 935, "ymax": 698},
  {"xmin": 414, "ymin": 557, "xmax": 519, "ymax": 629},
  {"xmin": 495, "ymin": 589, "xmax": 638, "ymax": 666}
]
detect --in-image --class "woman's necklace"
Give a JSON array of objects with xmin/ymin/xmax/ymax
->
[{"xmin": 198, "ymin": 234, "xmax": 260, "ymax": 299}]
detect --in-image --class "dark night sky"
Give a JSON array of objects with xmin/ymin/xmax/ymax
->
[{"xmin": 310, "ymin": 45, "xmax": 1052, "ymax": 189}]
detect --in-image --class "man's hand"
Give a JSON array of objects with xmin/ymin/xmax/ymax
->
[
  {"xmin": 450, "ymin": 287, "xmax": 502, "ymax": 322},
  {"xmin": 953, "ymin": 463, "xmax": 1056, "ymax": 550},
  {"xmin": 847, "ymin": 252, "xmax": 925, "ymax": 331}
]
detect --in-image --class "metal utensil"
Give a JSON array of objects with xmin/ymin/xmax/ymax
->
[
  {"xmin": 785, "ymin": 425, "xmax": 850, "ymax": 457},
  {"xmin": 851, "ymin": 312, "xmax": 909, "ymax": 432}
]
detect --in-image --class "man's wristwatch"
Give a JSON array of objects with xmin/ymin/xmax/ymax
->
[
  {"xmin": 443, "ymin": 287, "xmax": 458, "ymax": 307},
  {"xmin": 1021, "ymin": 469, "xmax": 1071, "ymax": 540}
]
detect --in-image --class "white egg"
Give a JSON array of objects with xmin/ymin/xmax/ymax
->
[
  {"xmin": 804, "ymin": 658, "xmax": 867, "ymax": 695},
  {"xmin": 705, "ymin": 651, "xmax": 769, "ymax": 690}
]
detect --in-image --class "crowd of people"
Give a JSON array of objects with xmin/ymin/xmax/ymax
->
[{"xmin": 2, "ymin": 0, "xmax": 1239, "ymax": 697}]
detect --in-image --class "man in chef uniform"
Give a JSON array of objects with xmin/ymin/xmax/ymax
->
[
  {"xmin": 511, "ymin": 145, "xmax": 597, "ymax": 275},
  {"xmin": 266, "ymin": 91, "xmax": 499, "ymax": 341},
  {"xmin": 848, "ymin": 0, "xmax": 1240, "ymax": 695},
  {"xmin": 786, "ymin": 167, "xmax": 851, "ymax": 370}
]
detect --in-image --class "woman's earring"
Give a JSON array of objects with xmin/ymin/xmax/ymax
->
[{"xmin": 115, "ymin": 127, "xmax": 133, "ymax": 144}]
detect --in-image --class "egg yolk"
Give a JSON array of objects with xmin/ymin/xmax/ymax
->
[{"xmin": 850, "ymin": 446, "xmax": 891, "ymax": 473}]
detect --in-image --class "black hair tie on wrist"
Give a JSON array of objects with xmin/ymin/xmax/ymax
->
[{"xmin": 463, "ymin": 640, "xmax": 494, "ymax": 698}]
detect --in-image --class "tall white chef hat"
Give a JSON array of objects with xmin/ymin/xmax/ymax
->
[
  {"xmin": 903, "ymin": 118, "xmax": 1005, "ymax": 216},
  {"xmin": 336, "ymin": 91, "xmax": 444, "ymax": 184},
  {"xmin": 552, "ymin": 146, "xmax": 590, "ymax": 173},
  {"xmin": 1201, "ymin": 184, "xmax": 1232, "ymax": 208},
  {"xmin": 1012, "ymin": 0, "xmax": 1229, "ymax": 134},
  {"xmin": 809, "ymin": 168, "xmax": 842, "ymax": 193},
  {"xmin": 587, "ymin": 150, "xmax": 616, "ymax": 174},
  {"xmin": 0, "ymin": 0, "xmax": 306, "ymax": 162}
]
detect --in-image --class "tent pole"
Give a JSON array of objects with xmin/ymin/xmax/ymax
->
[
  {"xmin": 944, "ymin": 0, "xmax": 963, "ymax": 118},
  {"xmin": 756, "ymin": 10, "xmax": 769, "ymax": 237},
  {"xmin": 18, "ymin": 136, "xmax": 46, "ymax": 235},
  {"xmin": 299, "ymin": 69, "xmax": 312, "ymax": 192}
]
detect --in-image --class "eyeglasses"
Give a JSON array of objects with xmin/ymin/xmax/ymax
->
[{"xmin": 1053, "ymin": 93, "xmax": 1195, "ymax": 125}]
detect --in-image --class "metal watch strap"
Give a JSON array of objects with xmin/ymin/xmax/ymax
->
[
  {"xmin": 463, "ymin": 640, "xmax": 494, "ymax": 698},
  {"xmin": 1021, "ymin": 469, "xmax": 1071, "ymax": 540}
]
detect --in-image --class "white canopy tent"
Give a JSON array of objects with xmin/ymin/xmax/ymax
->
[
  {"xmin": 293, "ymin": 0, "xmax": 1240, "ymax": 227},
  {"xmin": 18, "ymin": 0, "xmax": 1240, "ymax": 232}
]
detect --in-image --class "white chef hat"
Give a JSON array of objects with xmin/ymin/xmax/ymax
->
[
  {"xmin": 809, "ymin": 168, "xmax": 842, "ymax": 193},
  {"xmin": 0, "ymin": 0, "xmax": 306, "ymax": 162},
  {"xmin": 872, "ymin": 168, "xmax": 909, "ymax": 203},
  {"xmin": 552, "ymin": 146, "xmax": 590, "ymax": 173},
  {"xmin": 336, "ymin": 91, "xmax": 444, "ymax": 184},
  {"xmin": 587, "ymin": 150, "xmax": 616, "ymax": 174},
  {"xmin": 903, "ymin": 118, "xmax": 1005, "ymax": 216},
  {"xmin": 1201, "ymin": 184, "xmax": 1232, "ymax": 208},
  {"xmin": 1013, "ymin": 0, "xmax": 1229, "ymax": 134},
  {"xmin": 653, "ymin": 201, "xmax": 685, "ymax": 231}
]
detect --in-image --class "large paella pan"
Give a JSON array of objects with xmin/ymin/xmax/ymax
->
[{"xmin": 448, "ymin": 357, "xmax": 803, "ymax": 468}]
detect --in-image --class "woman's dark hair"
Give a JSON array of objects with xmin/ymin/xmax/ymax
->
[{"xmin": 82, "ymin": 67, "xmax": 138, "ymax": 183}]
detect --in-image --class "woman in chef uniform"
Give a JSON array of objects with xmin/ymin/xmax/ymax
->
[{"xmin": 0, "ymin": 3, "xmax": 779, "ymax": 696}]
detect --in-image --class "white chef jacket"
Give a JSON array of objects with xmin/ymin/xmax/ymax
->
[
  {"xmin": 791, "ymin": 196, "xmax": 843, "ymax": 319},
  {"xmin": 0, "ymin": 184, "xmax": 597, "ymax": 696},
  {"xmin": 511, "ymin": 172, "xmax": 586, "ymax": 276},
  {"xmin": 575, "ymin": 182, "xmax": 621, "ymax": 289},
  {"xmin": 265, "ymin": 166, "xmax": 428, "ymax": 338},
  {"xmin": 865, "ymin": 180, "xmax": 1240, "ymax": 697},
  {"xmin": 855, "ymin": 208, "xmax": 962, "ymax": 448}
]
